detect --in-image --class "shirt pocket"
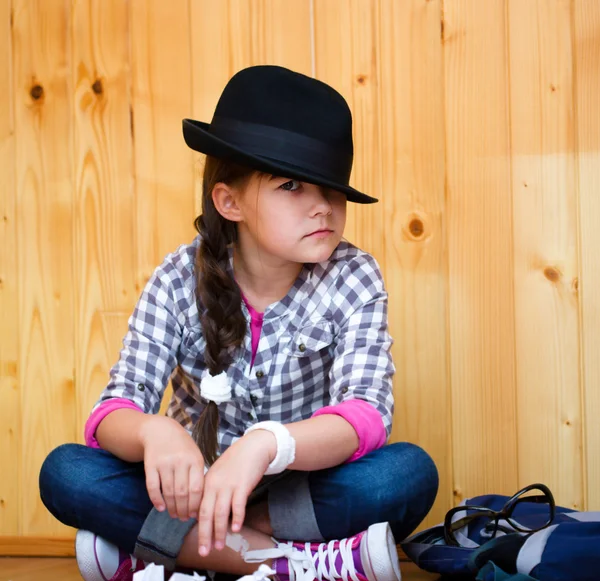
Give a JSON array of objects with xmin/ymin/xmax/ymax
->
[{"xmin": 288, "ymin": 320, "xmax": 336, "ymax": 357}]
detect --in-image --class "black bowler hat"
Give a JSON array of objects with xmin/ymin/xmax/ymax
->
[{"xmin": 182, "ymin": 65, "xmax": 377, "ymax": 204}]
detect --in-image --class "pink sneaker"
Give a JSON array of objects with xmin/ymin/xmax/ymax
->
[
  {"xmin": 76, "ymin": 530, "xmax": 147, "ymax": 581},
  {"xmin": 245, "ymin": 522, "xmax": 401, "ymax": 581}
]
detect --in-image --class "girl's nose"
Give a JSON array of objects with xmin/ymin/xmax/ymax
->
[{"xmin": 309, "ymin": 186, "xmax": 333, "ymax": 216}]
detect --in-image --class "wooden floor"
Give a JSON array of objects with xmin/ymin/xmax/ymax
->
[{"xmin": 0, "ymin": 558, "xmax": 439, "ymax": 581}]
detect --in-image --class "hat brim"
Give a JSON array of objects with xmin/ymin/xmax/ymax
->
[{"xmin": 182, "ymin": 119, "xmax": 378, "ymax": 204}]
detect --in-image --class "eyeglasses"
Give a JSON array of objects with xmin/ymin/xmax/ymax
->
[{"xmin": 443, "ymin": 483, "xmax": 556, "ymax": 547}]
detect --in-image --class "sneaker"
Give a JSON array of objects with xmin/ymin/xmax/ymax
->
[
  {"xmin": 244, "ymin": 522, "xmax": 401, "ymax": 581},
  {"xmin": 76, "ymin": 530, "xmax": 147, "ymax": 581}
]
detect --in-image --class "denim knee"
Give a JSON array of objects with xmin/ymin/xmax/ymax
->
[
  {"xmin": 39, "ymin": 443, "xmax": 86, "ymax": 527},
  {"xmin": 379, "ymin": 443, "xmax": 439, "ymax": 537},
  {"xmin": 39, "ymin": 443, "xmax": 151, "ymax": 552},
  {"xmin": 355, "ymin": 443, "xmax": 438, "ymax": 524},
  {"xmin": 310, "ymin": 441, "xmax": 439, "ymax": 541}
]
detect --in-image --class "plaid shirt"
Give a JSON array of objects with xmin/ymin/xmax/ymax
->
[{"xmin": 94, "ymin": 235, "xmax": 395, "ymax": 452}]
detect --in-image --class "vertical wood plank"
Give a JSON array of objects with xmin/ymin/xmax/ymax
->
[
  {"xmin": 376, "ymin": 0, "xmax": 452, "ymax": 526},
  {"xmin": 574, "ymin": 0, "xmax": 600, "ymax": 511},
  {"xmin": 508, "ymin": 0, "xmax": 583, "ymax": 509},
  {"xmin": 130, "ymin": 0, "xmax": 195, "ymax": 286},
  {"xmin": 13, "ymin": 0, "xmax": 76, "ymax": 535},
  {"xmin": 72, "ymin": 0, "xmax": 136, "ymax": 438},
  {"xmin": 190, "ymin": 0, "xmax": 313, "ymax": 215},
  {"xmin": 130, "ymin": 0, "xmax": 195, "ymax": 414},
  {"xmin": 0, "ymin": 0, "xmax": 19, "ymax": 536},
  {"xmin": 444, "ymin": 0, "xmax": 519, "ymax": 500},
  {"xmin": 313, "ymin": 0, "xmax": 384, "ymax": 261}
]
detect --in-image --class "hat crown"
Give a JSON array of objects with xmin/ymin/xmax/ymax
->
[
  {"xmin": 182, "ymin": 65, "xmax": 377, "ymax": 202},
  {"xmin": 211, "ymin": 65, "xmax": 353, "ymax": 154}
]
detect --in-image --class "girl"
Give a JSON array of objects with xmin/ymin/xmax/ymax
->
[{"xmin": 39, "ymin": 65, "xmax": 438, "ymax": 581}]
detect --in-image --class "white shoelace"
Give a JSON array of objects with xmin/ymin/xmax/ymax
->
[{"xmin": 244, "ymin": 538, "xmax": 360, "ymax": 581}]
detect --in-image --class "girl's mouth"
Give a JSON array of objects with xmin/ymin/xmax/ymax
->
[{"xmin": 306, "ymin": 229, "xmax": 333, "ymax": 238}]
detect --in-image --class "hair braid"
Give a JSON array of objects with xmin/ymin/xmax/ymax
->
[{"xmin": 190, "ymin": 156, "xmax": 253, "ymax": 466}]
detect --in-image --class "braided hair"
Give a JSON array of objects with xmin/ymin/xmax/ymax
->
[{"xmin": 191, "ymin": 156, "xmax": 254, "ymax": 465}]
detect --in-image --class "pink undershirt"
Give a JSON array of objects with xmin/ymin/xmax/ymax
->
[
  {"xmin": 244, "ymin": 294, "xmax": 264, "ymax": 368},
  {"xmin": 85, "ymin": 296, "xmax": 387, "ymax": 461}
]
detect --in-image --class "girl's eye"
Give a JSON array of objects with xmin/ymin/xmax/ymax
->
[{"xmin": 279, "ymin": 180, "xmax": 302, "ymax": 192}]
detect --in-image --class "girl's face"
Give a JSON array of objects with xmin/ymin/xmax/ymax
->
[{"xmin": 233, "ymin": 174, "xmax": 347, "ymax": 265}]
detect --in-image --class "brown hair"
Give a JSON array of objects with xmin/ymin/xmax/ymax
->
[{"xmin": 191, "ymin": 155, "xmax": 255, "ymax": 465}]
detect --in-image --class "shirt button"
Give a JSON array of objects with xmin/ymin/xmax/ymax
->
[
  {"xmin": 255, "ymin": 370, "xmax": 264, "ymax": 379},
  {"xmin": 137, "ymin": 383, "xmax": 145, "ymax": 392},
  {"xmin": 250, "ymin": 394, "xmax": 258, "ymax": 404},
  {"xmin": 298, "ymin": 343, "xmax": 306, "ymax": 352},
  {"xmin": 341, "ymin": 386, "xmax": 349, "ymax": 394}
]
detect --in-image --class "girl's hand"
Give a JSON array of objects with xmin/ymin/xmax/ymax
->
[
  {"xmin": 197, "ymin": 430, "xmax": 276, "ymax": 556},
  {"xmin": 139, "ymin": 415, "xmax": 206, "ymax": 522}
]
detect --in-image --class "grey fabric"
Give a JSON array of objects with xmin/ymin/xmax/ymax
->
[
  {"xmin": 134, "ymin": 507, "xmax": 197, "ymax": 570},
  {"xmin": 268, "ymin": 471, "xmax": 324, "ymax": 542}
]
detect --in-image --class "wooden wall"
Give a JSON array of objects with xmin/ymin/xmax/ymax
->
[{"xmin": 1, "ymin": 0, "xmax": 599, "ymax": 553}]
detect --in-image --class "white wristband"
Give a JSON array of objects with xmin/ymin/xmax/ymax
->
[{"xmin": 245, "ymin": 421, "xmax": 296, "ymax": 475}]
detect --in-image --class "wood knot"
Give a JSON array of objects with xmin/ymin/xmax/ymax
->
[
  {"xmin": 0, "ymin": 498, "xmax": 4, "ymax": 507},
  {"xmin": 453, "ymin": 488, "xmax": 463, "ymax": 501},
  {"xmin": 92, "ymin": 79, "xmax": 104, "ymax": 95},
  {"xmin": 523, "ymin": 181, "xmax": 528, "ymax": 188},
  {"xmin": 572, "ymin": 277, "xmax": 579, "ymax": 293},
  {"xmin": 409, "ymin": 218, "xmax": 424, "ymax": 238},
  {"xmin": 356, "ymin": 75, "xmax": 367, "ymax": 85},
  {"xmin": 543, "ymin": 266, "xmax": 561, "ymax": 283},
  {"xmin": 550, "ymin": 83, "xmax": 557, "ymax": 92},
  {"xmin": 30, "ymin": 84, "xmax": 44, "ymax": 101},
  {"xmin": 565, "ymin": 419, "xmax": 572, "ymax": 426},
  {"xmin": 403, "ymin": 211, "xmax": 430, "ymax": 242}
]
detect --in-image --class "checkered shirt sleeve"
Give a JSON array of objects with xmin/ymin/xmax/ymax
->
[
  {"xmin": 328, "ymin": 254, "xmax": 395, "ymax": 437},
  {"xmin": 94, "ymin": 260, "xmax": 184, "ymax": 414}
]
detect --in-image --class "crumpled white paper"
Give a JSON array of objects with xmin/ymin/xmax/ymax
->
[
  {"xmin": 133, "ymin": 560, "xmax": 275, "ymax": 581},
  {"xmin": 133, "ymin": 563, "xmax": 206, "ymax": 581},
  {"xmin": 237, "ymin": 564, "xmax": 276, "ymax": 581}
]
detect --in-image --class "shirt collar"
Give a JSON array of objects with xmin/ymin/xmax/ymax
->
[{"xmin": 226, "ymin": 245, "xmax": 314, "ymax": 322}]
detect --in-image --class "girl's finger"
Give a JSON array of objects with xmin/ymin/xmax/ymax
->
[
  {"xmin": 231, "ymin": 487, "xmax": 250, "ymax": 533},
  {"xmin": 198, "ymin": 488, "xmax": 217, "ymax": 556},
  {"xmin": 188, "ymin": 464, "xmax": 204, "ymax": 520},
  {"xmin": 213, "ymin": 489, "xmax": 233, "ymax": 550},
  {"xmin": 173, "ymin": 463, "xmax": 190, "ymax": 521},
  {"xmin": 160, "ymin": 467, "xmax": 177, "ymax": 519},
  {"xmin": 145, "ymin": 465, "xmax": 166, "ymax": 512},
  {"xmin": 230, "ymin": 486, "xmax": 248, "ymax": 533}
]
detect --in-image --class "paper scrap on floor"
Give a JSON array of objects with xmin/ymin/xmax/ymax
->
[{"xmin": 133, "ymin": 563, "xmax": 276, "ymax": 581}]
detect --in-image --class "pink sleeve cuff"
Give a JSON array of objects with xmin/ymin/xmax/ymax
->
[
  {"xmin": 312, "ymin": 399, "xmax": 387, "ymax": 462},
  {"xmin": 84, "ymin": 398, "xmax": 144, "ymax": 448}
]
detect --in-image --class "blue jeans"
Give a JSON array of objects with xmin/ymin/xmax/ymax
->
[{"xmin": 39, "ymin": 442, "xmax": 438, "ymax": 566}]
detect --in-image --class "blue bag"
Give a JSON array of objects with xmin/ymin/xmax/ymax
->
[{"xmin": 401, "ymin": 484, "xmax": 600, "ymax": 580}]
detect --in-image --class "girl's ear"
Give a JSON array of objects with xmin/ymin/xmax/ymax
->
[{"xmin": 212, "ymin": 183, "xmax": 243, "ymax": 223}]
